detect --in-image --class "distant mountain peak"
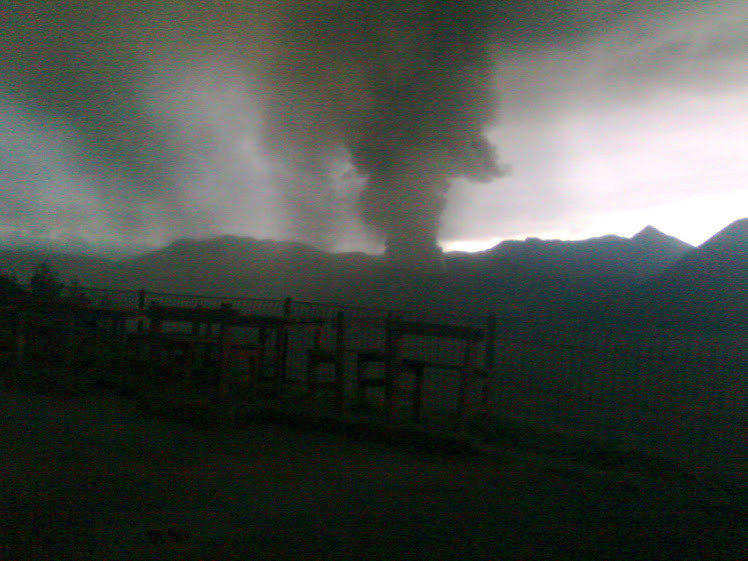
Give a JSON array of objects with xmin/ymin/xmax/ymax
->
[
  {"xmin": 632, "ymin": 225, "xmax": 665, "ymax": 240},
  {"xmin": 631, "ymin": 225, "xmax": 693, "ymax": 253},
  {"xmin": 605, "ymin": 217, "xmax": 748, "ymax": 329}
]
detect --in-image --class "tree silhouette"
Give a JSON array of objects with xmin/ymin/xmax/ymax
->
[
  {"xmin": 29, "ymin": 261, "xmax": 64, "ymax": 301},
  {"xmin": 0, "ymin": 270, "xmax": 26, "ymax": 304}
]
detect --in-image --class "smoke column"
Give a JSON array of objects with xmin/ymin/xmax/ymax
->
[
  {"xmin": 258, "ymin": 1, "xmax": 504, "ymax": 270},
  {"xmin": 3, "ymin": 1, "xmax": 665, "ymax": 265}
]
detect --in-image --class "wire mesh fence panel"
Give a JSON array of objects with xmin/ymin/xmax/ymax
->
[
  {"xmin": 282, "ymin": 325, "xmax": 318, "ymax": 385},
  {"xmin": 127, "ymin": 289, "xmax": 279, "ymax": 316},
  {"xmin": 64, "ymin": 286, "xmax": 143, "ymax": 309},
  {"xmin": 290, "ymin": 300, "xmax": 345, "ymax": 321},
  {"xmin": 487, "ymin": 323, "xmax": 748, "ymax": 481},
  {"xmin": 146, "ymin": 291, "xmax": 242, "ymax": 310},
  {"xmin": 230, "ymin": 298, "xmax": 287, "ymax": 317},
  {"xmin": 394, "ymin": 308, "xmax": 485, "ymax": 329}
]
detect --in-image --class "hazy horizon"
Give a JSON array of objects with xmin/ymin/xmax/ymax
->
[{"xmin": 10, "ymin": 217, "xmax": 748, "ymax": 263}]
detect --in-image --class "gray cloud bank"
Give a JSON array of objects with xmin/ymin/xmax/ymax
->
[{"xmin": 1, "ymin": 1, "xmax": 745, "ymax": 260}]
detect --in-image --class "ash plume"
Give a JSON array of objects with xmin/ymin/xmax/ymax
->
[
  {"xmin": 1, "ymin": 1, "xmax": 686, "ymax": 266},
  {"xmin": 258, "ymin": 1, "xmax": 505, "ymax": 269}
]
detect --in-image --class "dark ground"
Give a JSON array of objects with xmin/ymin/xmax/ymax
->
[{"xmin": 1, "ymin": 389, "xmax": 746, "ymax": 560}]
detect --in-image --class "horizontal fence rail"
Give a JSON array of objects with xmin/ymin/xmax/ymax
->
[{"xmin": 1, "ymin": 284, "xmax": 746, "ymax": 483}]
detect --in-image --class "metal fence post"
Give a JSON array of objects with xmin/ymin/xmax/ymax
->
[
  {"xmin": 334, "ymin": 311, "xmax": 346, "ymax": 412},
  {"xmin": 274, "ymin": 297, "xmax": 293, "ymax": 393},
  {"xmin": 16, "ymin": 310, "xmax": 26, "ymax": 371},
  {"xmin": 137, "ymin": 289, "xmax": 146, "ymax": 334},
  {"xmin": 482, "ymin": 313, "xmax": 497, "ymax": 416}
]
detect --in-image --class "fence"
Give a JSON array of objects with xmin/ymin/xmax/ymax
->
[
  {"xmin": 489, "ymin": 321, "xmax": 747, "ymax": 482},
  {"xmin": 2, "ymin": 284, "xmax": 746, "ymax": 483}
]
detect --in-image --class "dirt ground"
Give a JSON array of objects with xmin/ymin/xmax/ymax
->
[{"xmin": 1, "ymin": 389, "xmax": 746, "ymax": 560}]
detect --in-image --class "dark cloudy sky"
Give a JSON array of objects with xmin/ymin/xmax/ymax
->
[{"xmin": 1, "ymin": 1, "xmax": 746, "ymax": 257}]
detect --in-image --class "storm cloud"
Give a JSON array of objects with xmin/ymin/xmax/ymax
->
[{"xmin": 1, "ymin": 1, "xmax": 745, "ymax": 259}]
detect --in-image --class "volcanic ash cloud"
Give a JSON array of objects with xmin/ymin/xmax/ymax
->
[
  {"xmin": 2, "ymin": 1, "xmax": 505, "ymax": 268},
  {"xmin": 260, "ymin": 1, "xmax": 504, "ymax": 269}
]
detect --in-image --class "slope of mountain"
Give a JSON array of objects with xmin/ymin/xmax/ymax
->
[
  {"xmin": 114, "ymin": 236, "xmax": 344, "ymax": 299},
  {"xmin": 440, "ymin": 226, "xmax": 694, "ymax": 316},
  {"xmin": 587, "ymin": 218, "xmax": 748, "ymax": 330}
]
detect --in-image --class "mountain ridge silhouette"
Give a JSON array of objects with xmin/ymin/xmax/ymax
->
[
  {"xmin": 582, "ymin": 218, "xmax": 748, "ymax": 329},
  {"xmin": 2, "ymin": 222, "xmax": 744, "ymax": 329}
]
